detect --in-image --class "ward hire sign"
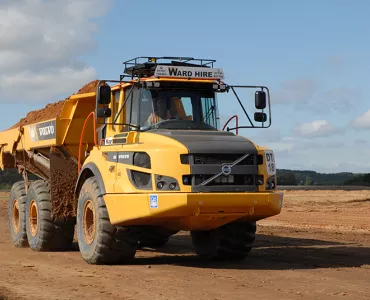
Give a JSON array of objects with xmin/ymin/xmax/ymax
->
[{"xmin": 154, "ymin": 66, "xmax": 224, "ymax": 79}]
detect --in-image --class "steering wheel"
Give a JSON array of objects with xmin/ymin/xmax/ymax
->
[{"xmin": 169, "ymin": 116, "xmax": 181, "ymax": 120}]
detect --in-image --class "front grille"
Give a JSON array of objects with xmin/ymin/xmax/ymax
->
[
  {"xmin": 193, "ymin": 174, "xmax": 255, "ymax": 186},
  {"xmin": 181, "ymin": 154, "xmax": 263, "ymax": 165},
  {"xmin": 184, "ymin": 153, "xmax": 259, "ymax": 192},
  {"xmin": 193, "ymin": 154, "xmax": 255, "ymax": 165}
]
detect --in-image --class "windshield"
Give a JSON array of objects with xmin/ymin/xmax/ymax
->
[{"xmin": 138, "ymin": 89, "xmax": 218, "ymax": 131}]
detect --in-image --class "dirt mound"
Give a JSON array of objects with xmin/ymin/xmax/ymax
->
[
  {"xmin": 9, "ymin": 100, "xmax": 66, "ymax": 129},
  {"xmin": 76, "ymin": 79, "xmax": 100, "ymax": 94},
  {"xmin": 8, "ymin": 80, "xmax": 99, "ymax": 130}
]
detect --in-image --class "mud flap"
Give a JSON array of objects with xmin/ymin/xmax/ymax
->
[{"xmin": 50, "ymin": 146, "xmax": 78, "ymax": 220}]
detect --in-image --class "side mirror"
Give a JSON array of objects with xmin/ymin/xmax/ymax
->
[
  {"xmin": 97, "ymin": 107, "xmax": 112, "ymax": 118},
  {"xmin": 255, "ymin": 91, "xmax": 266, "ymax": 109},
  {"xmin": 98, "ymin": 85, "xmax": 111, "ymax": 105},
  {"xmin": 254, "ymin": 112, "xmax": 267, "ymax": 122}
]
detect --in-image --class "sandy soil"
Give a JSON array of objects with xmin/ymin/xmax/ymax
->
[
  {"xmin": 7, "ymin": 80, "xmax": 99, "ymax": 130},
  {"xmin": 1, "ymin": 190, "xmax": 370, "ymax": 300}
]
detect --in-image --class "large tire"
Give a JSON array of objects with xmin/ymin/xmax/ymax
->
[
  {"xmin": 8, "ymin": 181, "xmax": 28, "ymax": 247},
  {"xmin": 77, "ymin": 177, "xmax": 138, "ymax": 265},
  {"xmin": 191, "ymin": 221, "xmax": 256, "ymax": 261},
  {"xmin": 25, "ymin": 180, "xmax": 74, "ymax": 251}
]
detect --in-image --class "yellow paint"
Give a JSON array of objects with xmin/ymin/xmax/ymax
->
[{"xmin": 104, "ymin": 191, "xmax": 283, "ymax": 230}]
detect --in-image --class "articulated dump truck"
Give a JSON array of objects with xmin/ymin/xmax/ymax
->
[{"xmin": 1, "ymin": 57, "xmax": 283, "ymax": 264}]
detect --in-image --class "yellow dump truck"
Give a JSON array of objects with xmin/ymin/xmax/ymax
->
[{"xmin": 1, "ymin": 57, "xmax": 283, "ymax": 264}]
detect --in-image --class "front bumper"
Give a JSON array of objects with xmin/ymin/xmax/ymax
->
[{"xmin": 104, "ymin": 191, "xmax": 283, "ymax": 230}]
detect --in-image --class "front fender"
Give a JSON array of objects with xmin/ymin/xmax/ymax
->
[{"xmin": 75, "ymin": 162, "xmax": 106, "ymax": 198}]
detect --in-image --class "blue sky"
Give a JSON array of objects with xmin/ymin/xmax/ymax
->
[{"xmin": 1, "ymin": 0, "xmax": 369, "ymax": 173}]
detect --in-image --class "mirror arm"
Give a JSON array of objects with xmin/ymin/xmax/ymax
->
[
  {"xmin": 94, "ymin": 79, "xmax": 137, "ymax": 125},
  {"xmin": 230, "ymin": 87, "xmax": 254, "ymax": 128},
  {"xmin": 112, "ymin": 84, "xmax": 135, "ymax": 125}
]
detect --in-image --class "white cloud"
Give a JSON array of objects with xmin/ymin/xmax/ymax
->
[
  {"xmin": 0, "ymin": 0, "xmax": 111, "ymax": 103},
  {"xmin": 273, "ymin": 78, "xmax": 320, "ymax": 104},
  {"xmin": 1, "ymin": 67, "xmax": 96, "ymax": 100},
  {"xmin": 261, "ymin": 137, "xmax": 370, "ymax": 173},
  {"xmin": 327, "ymin": 55, "xmax": 344, "ymax": 71},
  {"xmin": 355, "ymin": 138, "xmax": 368, "ymax": 144},
  {"xmin": 318, "ymin": 87, "xmax": 356, "ymax": 113},
  {"xmin": 238, "ymin": 127, "xmax": 369, "ymax": 173},
  {"xmin": 351, "ymin": 110, "xmax": 370, "ymax": 129},
  {"xmin": 273, "ymin": 76, "xmax": 358, "ymax": 114},
  {"xmin": 295, "ymin": 120, "xmax": 339, "ymax": 138}
]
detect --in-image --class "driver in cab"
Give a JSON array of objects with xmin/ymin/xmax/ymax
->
[{"xmin": 145, "ymin": 96, "xmax": 172, "ymax": 126}]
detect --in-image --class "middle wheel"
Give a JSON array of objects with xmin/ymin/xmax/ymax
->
[{"xmin": 25, "ymin": 180, "xmax": 74, "ymax": 251}]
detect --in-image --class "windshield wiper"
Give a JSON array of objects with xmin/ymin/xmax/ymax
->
[
  {"xmin": 140, "ymin": 120, "xmax": 216, "ymax": 132},
  {"xmin": 204, "ymin": 105, "xmax": 215, "ymax": 123},
  {"xmin": 140, "ymin": 119, "xmax": 181, "ymax": 132}
]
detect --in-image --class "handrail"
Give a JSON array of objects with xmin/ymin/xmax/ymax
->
[
  {"xmin": 222, "ymin": 115, "xmax": 239, "ymax": 135},
  {"xmin": 78, "ymin": 111, "xmax": 99, "ymax": 173}
]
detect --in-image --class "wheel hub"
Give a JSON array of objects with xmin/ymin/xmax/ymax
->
[
  {"xmin": 83, "ymin": 200, "xmax": 95, "ymax": 245},
  {"xmin": 12, "ymin": 199, "xmax": 20, "ymax": 234},
  {"xmin": 29, "ymin": 200, "xmax": 38, "ymax": 237}
]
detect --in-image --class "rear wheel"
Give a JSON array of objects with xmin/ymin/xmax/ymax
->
[
  {"xmin": 8, "ymin": 181, "xmax": 28, "ymax": 247},
  {"xmin": 191, "ymin": 221, "xmax": 256, "ymax": 261},
  {"xmin": 25, "ymin": 180, "xmax": 74, "ymax": 251},
  {"xmin": 77, "ymin": 177, "xmax": 138, "ymax": 264}
]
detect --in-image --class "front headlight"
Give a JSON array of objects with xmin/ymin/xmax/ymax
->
[
  {"xmin": 155, "ymin": 174, "xmax": 180, "ymax": 191},
  {"xmin": 266, "ymin": 175, "xmax": 276, "ymax": 190}
]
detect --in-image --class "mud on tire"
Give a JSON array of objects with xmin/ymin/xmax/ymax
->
[
  {"xmin": 8, "ymin": 181, "xmax": 28, "ymax": 247},
  {"xmin": 191, "ymin": 221, "xmax": 256, "ymax": 261},
  {"xmin": 25, "ymin": 180, "xmax": 74, "ymax": 251},
  {"xmin": 77, "ymin": 176, "xmax": 138, "ymax": 265}
]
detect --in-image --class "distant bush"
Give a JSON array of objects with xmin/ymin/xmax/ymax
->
[
  {"xmin": 277, "ymin": 169, "xmax": 362, "ymax": 186},
  {"xmin": 0, "ymin": 169, "xmax": 39, "ymax": 190},
  {"xmin": 344, "ymin": 173, "xmax": 370, "ymax": 186}
]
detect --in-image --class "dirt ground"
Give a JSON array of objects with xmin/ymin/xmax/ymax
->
[{"xmin": 1, "ymin": 190, "xmax": 370, "ymax": 300}]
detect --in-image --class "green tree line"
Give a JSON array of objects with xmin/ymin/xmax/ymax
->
[
  {"xmin": 0, "ymin": 169, "xmax": 39, "ymax": 190},
  {"xmin": 277, "ymin": 169, "xmax": 370, "ymax": 186}
]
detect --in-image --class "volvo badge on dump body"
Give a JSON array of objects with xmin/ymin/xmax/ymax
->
[
  {"xmin": 221, "ymin": 165, "xmax": 232, "ymax": 176},
  {"xmin": 28, "ymin": 120, "xmax": 57, "ymax": 142}
]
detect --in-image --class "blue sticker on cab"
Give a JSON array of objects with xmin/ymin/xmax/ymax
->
[{"xmin": 150, "ymin": 194, "xmax": 158, "ymax": 208}]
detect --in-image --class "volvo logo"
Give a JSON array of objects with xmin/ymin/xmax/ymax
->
[{"xmin": 221, "ymin": 164, "xmax": 232, "ymax": 176}]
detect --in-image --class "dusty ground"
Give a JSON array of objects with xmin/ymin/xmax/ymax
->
[{"xmin": 1, "ymin": 190, "xmax": 370, "ymax": 300}]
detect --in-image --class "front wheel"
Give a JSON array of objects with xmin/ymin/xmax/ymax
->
[{"xmin": 77, "ymin": 177, "xmax": 138, "ymax": 264}]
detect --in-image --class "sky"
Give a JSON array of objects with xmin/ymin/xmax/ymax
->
[{"xmin": 0, "ymin": 0, "xmax": 369, "ymax": 173}]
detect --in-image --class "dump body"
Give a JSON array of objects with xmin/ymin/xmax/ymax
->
[{"xmin": 0, "ymin": 92, "xmax": 98, "ymax": 218}]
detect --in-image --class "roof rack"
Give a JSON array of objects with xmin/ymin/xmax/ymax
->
[{"xmin": 122, "ymin": 56, "xmax": 216, "ymax": 79}]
